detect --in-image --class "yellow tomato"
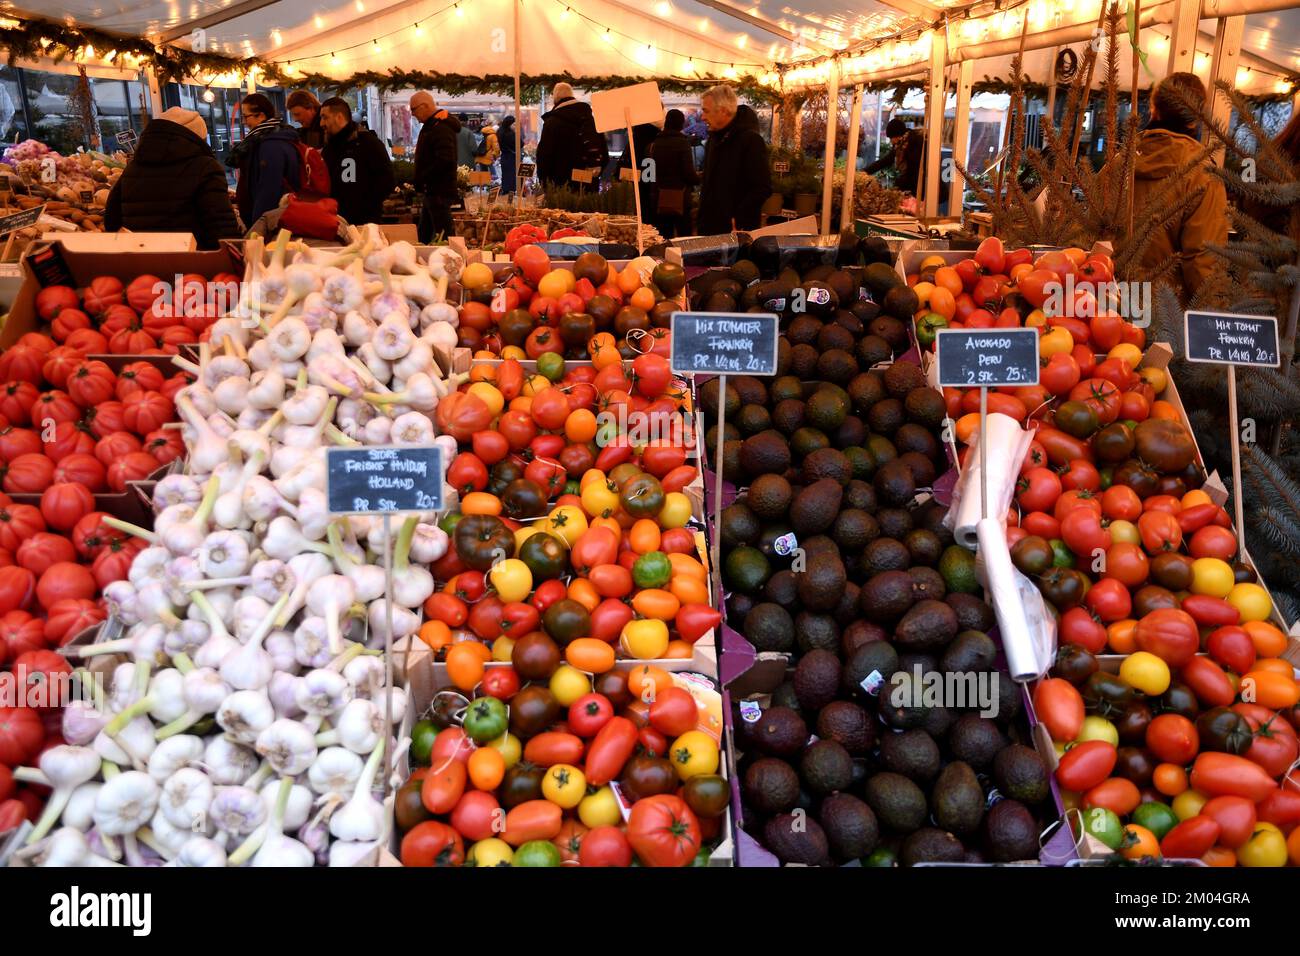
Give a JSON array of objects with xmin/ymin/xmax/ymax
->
[
  {"xmin": 1238, "ymin": 822, "xmax": 1288, "ymax": 867},
  {"xmin": 1172, "ymin": 789, "xmax": 1209, "ymax": 821},
  {"xmin": 520, "ymin": 373, "xmax": 551, "ymax": 397},
  {"xmin": 467, "ymin": 838, "xmax": 514, "ymax": 867},
  {"xmin": 491, "ymin": 635, "xmax": 515, "ymax": 662},
  {"xmin": 500, "ymin": 345, "xmax": 527, "ymax": 361},
  {"xmin": 1180, "ymin": 489, "xmax": 1213, "ymax": 510},
  {"xmin": 1139, "ymin": 366, "xmax": 1168, "ymax": 395},
  {"xmin": 461, "ymin": 262, "xmax": 494, "ymax": 292},
  {"xmin": 488, "ymin": 732, "xmax": 521, "ymax": 768},
  {"xmin": 460, "ymin": 492, "xmax": 503, "ymax": 516},
  {"xmin": 537, "ymin": 268, "xmax": 576, "ymax": 299},
  {"xmin": 1227, "ymin": 582, "xmax": 1272, "ymax": 622},
  {"xmin": 581, "ymin": 479, "xmax": 620, "ymax": 519},
  {"xmin": 1190, "ymin": 557, "xmax": 1235, "ymax": 598},
  {"xmin": 919, "ymin": 254, "xmax": 948, "ymax": 272},
  {"xmin": 1107, "ymin": 343, "xmax": 1142, "ymax": 369},
  {"xmin": 541, "ymin": 763, "xmax": 587, "ymax": 808},
  {"xmin": 1025, "ymin": 309, "xmax": 1050, "ymax": 329},
  {"xmin": 489, "ymin": 558, "xmax": 532, "ymax": 603},
  {"xmin": 912, "ymin": 281, "xmax": 935, "ymax": 307},
  {"xmin": 1039, "ymin": 326, "xmax": 1073, "ymax": 356},
  {"xmin": 1119, "ymin": 651, "xmax": 1171, "ymax": 696},
  {"xmin": 578, "ymin": 786, "xmax": 622, "ymax": 828},
  {"xmin": 1108, "ymin": 519, "xmax": 1139, "ymax": 546},
  {"xmin": 467, "ymin": 381, "xmax": 505, "ymax": 416},
  {"xmin": 544, "ymin": 505, "xmax": 588, "ymax": 546},
  {"xmin": 473, "ymin": 349, "xmax": 497, "ymax": 361},
  {"xmin": 1076, "ymin": 716, "xmax": 1119, "ymax": 746},
  {"xmin": 658, "ymin": 491, "xmax": 692, "ymax": 529},
  {"xmin": 621, "ymin": 619, "xmax": 670, "ymax": 660},
  {"xmin": 548, "ymin": 664, "xmax": 591, "ymax": 706},
  {"xmin": 669, "ymin": 730, "xmax": 719, "ymax": 780}
]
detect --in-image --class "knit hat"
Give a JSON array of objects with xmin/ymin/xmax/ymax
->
[
  {"xmin": 552, "ymin": 82, "xmax": 575, "ymax": 102},
  {"xmin": 159, "ymin": 106, "xmax": 208, "ymax": 141}
]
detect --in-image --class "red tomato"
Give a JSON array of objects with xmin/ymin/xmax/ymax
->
[
  {"xmin": 1061, "ymin": 507, "xmax": 1112, "ymax": 558},
  {"xmin": 481, "ymin": 666, "xmax": 520, "ymax": 701},
  {"xmin": 1056, "ymin": 740, "xmax": 1118, "ymax": 792},
  {"xmin": 1135, "ymin": 608, "xmax": 1199, "ymax": 666},
  {"xmin": 1021, "ymin": 511, "xmax": 1060, "ymax": 540},
  {"xmin": 40, "ymin": 483, "xmax": 95, "ymax": 533},
  {"xmin": 450, "ymin": 790, "xmax": 502, "ymax": 843},
  {"xmin": 1206, "ymin": 626, "xmax": 1256, "ymax": 674},
  {"xmin": 1069, "ymin": 378, "xmax": 1121, "ymax": 424},
  {"xmin": 0, "ymin": 705, "xmax": 44, "ymax": 765},
  {"xmin": 648, "ymin": 686, "xmax": 699, "ymax": 738},
  {"xmin": 1083, "ymin": 578, "xmax": 1131, "ymax": 623},
  {"xmin": 1190, "ymin": 752, "xmax": 1279, "ymax": 802},
  {"xmin": 1082, "ymin": 777, "xmax": 1141, "ymax": 816},
  {"xmin": 1060, "ymin": 606, "xmax": 1107, "ymax": 653},
  {"xmin": 1160, "ymin": 816, "xmax": 1221, "ymax": 859},
  {"xmin": 1138, "ymin": 511, "xmax": 1182, "ymax": 554},
  {"xmin": 1033, "ymin": 678, "xmax": 1085, "ymax": 742},
  {"xmin": 579, "ymin": 825, "xmax": 633, "ymax": 867},
  {"xmin": 1200, "ymin": 795, "xmax": 1257, "ymax": 849},
  {"xmin": 400, "ymin": 820, "xmax": 464, "ymax": 867},
  {"xmin": 1180, "ymin": 594, "xmax": 1239, "ymax": 629},
  {"xmin": 1103, "ymin": 542, "xmax": 1149, "ymax": 588},
  {"xmin": 1040, "ymin": 352, "xmax": 1081, "ymax": 396},
  {"xmin": 1059, "ymin": 459, "xmax": 1100, "ymax": 492},
  {"xmin": 1146, "ymin": 713, "xmax": 1199, "ymax": 764},
  {"xmin": 1188, "ymin": 525, "xmax": 1237, "ymax": 561},
  {"xmin": 1100, "ymin": 485, "xmax": 1142, "ymax": 521},
  {"xmin": 1053, "ymin": 489, "xmax": 1102, "ymax": 522},
  {"xmin": 1016, "ymin": 467, "xmax": 1062, "ymax": 513},
  {"xmin": 626, "ymin": 794, "xmax": 701, "ymax": 867},
  {"xmin": 447, "ymin": 453, "xmax": 489, "ymax": 494},
  {"xmin": 590, "ymin": 597, "xmax": 635, "ymax": 643},
  {"xmin": 568, "ymin": 692, "xmax": 614, "ymax": 737}
]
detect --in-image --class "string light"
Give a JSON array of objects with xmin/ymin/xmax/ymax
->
[
  {"xmin": 603, "ymin": 28, "xmax": 612, "ymax": 42},
  {"xmin": 202, "ymin": 86, "xmax": 216, "ymax": 103},
  {"xmin": 561, "ymin": 6, "xmax": 570, "ymax": 19},
  {"xmin": 413, "ymin": 21, "xmax": 424, "ymax": 36},
  {"xmin": 372, "ymin": 38, "xmax": 381, "ymax": 52},
  {"xmin": 455, "ymin": 3, "xmax": 464, "ymax": 15}
]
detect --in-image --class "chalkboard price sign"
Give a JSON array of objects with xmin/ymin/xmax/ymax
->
[
  {"xmin": 518, "ymin": 162, "xmax": 536, "ymax": 179},
  {"xmin": 1185, "ymin": 311, "xmax": 1280, "ymax": 368},
  {"xmin": 0, "ymin": 204, "xmax": 44, "ymax": 236},
  {"xmin": 935, "ymin": 328, "xmax": 1040, "ymax": 388},
  {"xmin": 326, "ymin": 445, "xmax": 445, "ymax": 515},
  {"xmin": 670, "ymin": 311, "xmax": 779, "ymax": 376}
]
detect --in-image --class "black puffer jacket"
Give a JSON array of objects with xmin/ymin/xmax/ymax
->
[
  {"xmin": 104, "ymin": 118, "xmax": 242, "ymax": 248},
  {"xmin": 536, "ymin": 98, "xmax": 608, "ymax": 186},
  {"xmin": 322, "ymin": 122, "xmax": 395, "ymax": 225},
  {"xmin": 698, "ymin": 104, "xmax": 770, "ymax": 234},
  {"xmin": 414, "ymin": 110, "xmax": 461, "ymax": 201}
]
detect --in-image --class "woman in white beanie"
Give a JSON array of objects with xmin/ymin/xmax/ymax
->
[
  {"xmin": 104, "ymin": 106, "xmax": 242, "ymax": 248},
  {"xmin": 535, "ymin": 82, "xmax": 607, "ymax": 190}
]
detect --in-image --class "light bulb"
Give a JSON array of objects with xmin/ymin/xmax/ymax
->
[
  {"xmin": 414, "ymin": 21, "xmax": 424, "ymax": 35},
  {"xmin": 603, "ymin": 29, "xmax": 612, "ymax": 42},
  {"xmin": 561, "ymin": 6, "xmax": 570, "ymax": 18},
  {"xmin": 203, "ymin": 87, "xmax": 216, "ymax": 103},
  {"xmin": 455, "ymin": 3, "xmax": 464, "ymax": 15}
]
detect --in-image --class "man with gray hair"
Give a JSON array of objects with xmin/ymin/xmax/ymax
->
[
  {"xmin": 697, "ymin": 84, "xmax": 770, "ymax": 234},
  {"xmin": 411, "ymin": 91, "xmax": 462, "ymax": 241}
]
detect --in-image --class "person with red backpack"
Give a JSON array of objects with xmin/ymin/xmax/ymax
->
[{"xmin": 227, "ymin": 93, "xmax": 306, "ymax": 225}]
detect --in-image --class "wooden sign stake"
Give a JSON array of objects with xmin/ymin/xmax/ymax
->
[
  {"xmin": 979, "ymin": 385, "xmax": 989, "ymax": 521},
  {"xmin": 381, "ymin": 511, "xmax": 396, "ymax": 799},
  {"xmin": 1227, "ymin": 365, "xmax": 1245, "ymax": 555},
  {"xmin": 712, "ymin": 373, "xmax": 727, "ymax": 581},
  {"xmin": 625, "ymin": 106, "xmax": 644, "ymax": 255}
]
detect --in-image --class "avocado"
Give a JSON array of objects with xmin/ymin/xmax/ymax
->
[
  {"xmin": 870, "ymin": 315, "xmax": 908, "ymax": 353},
  {"xmin": 939, "ymin": 546, "xmax": 980, "ymax": 595},
  {"xmin": 742, "ymin": 757, "xmax": 801, "ymax": 815},
  {"xmin": 795, "ymin": 552, "xmax": 847, "ymax": 612},
  {"xmin": 900, "ymin": 827, "xmax": 966, "ymax": 866},
  {"xmin": 739, "ymin": 430, "xmax": 792, "ymax": 479},
  {"xmin": 786, "ymin": 314, "xmax": 822, "ymax": 346},
  {"xmin": 764, "ymin": 569, "xmax": 800, "ymax": 607},
  {"xmin": 757, "ymin": 523, "xmax": 798, "ymax": 565},
  {"xmin": 864, "ymin": 262, "xmax": 903, "ymax": 297},
  {"xmin": 847, "ymin": 371, "xmax": 887, "ymax": 414},
  {"xmin": 993, "ymin": 672, "xmax": 1022, "ymax": 725},
  {"xmin": 719, "ymin": 502, "xmax": 761, "ymax": 548},
  {"xmin": 855, "ymin": 334, "xmax": 894, "ymax": 370},
  {"xmin": 843, "ymin": 479, "xmax": 878, "ymax": 513},
  {"xmin": 881, "ymin": 285, "xmax": 919, "ymax": 322},
  {"xmin": 834, "ymin": 415, "xmax": 868, "ymax": 450},
  {"xmin": 744, "ymin": 602, "xmax": 795, "ymax": 653},
  {"xmin": 705, "ymin": 423, "xmax": 741, "ymax": 449},
  {"xmin": 800, "ymin": 739, "xmax": 853, "ymax": 795},
  {"xmin": 726, "ymin": 592, "xmax": 755, "ymax": 624},
  {"xmin": 876, "ymin": 667, "xmax": 930, "ymax": 730},
  {"xmin": 931, "ymin": 760, "xmax": 987, "ymax": 836},
  {"xmin": 863, "ymin": 772, "xmax": 928, "ymax": 833},
  {"xmin": 819, "ymin": 793, "xmax": 880, "ymax": 862},
  {"xmin": 736, "ymin": 403, "xmax": 773, "ymax": 435},
  {"xmin": 705, "ymin": 290, "xmax": 737, "ymax": 313},
  {"xmin": 793, "ymin": 649, "xmax": 842, "ymax": 713},
  {"xmin": 795, "ymin": 612, "xmax": 840, "ymax": 655},
  {"xmin": 947, "ymin": 713, "xmax": 1008, "ymax": 768},
  {"xmin": 993, "ymin": 744, "xmax": 1050, "ymax": 805},
  {"xmin": 770, "ymin": 681, "xmax": 802, "ymax": 714},
  {"xmin": 771, "ymin": 399, "xmax": 806, "ymax": 435},
  {"xmin": 914, "ymin": 500, "xmax": 956, "ymax": 546},
  {"xmin": 893, "ymin": 599, "xmax": 960, "ymax": 653},
  {"xmin": 831, "ymin": 508, "xmax": 880, "ymax": 552},
  {"xmin": 802, "ymin": 447, "xmax": 852, "ymax": 486},
  {"xmin": 904, "ymin": 387, "xmax": 947, "ymax": 429},
  {"xmin": 729, "ymin": 259, "xmax": 759, "ymax": 286},
  {"xmin": 896, "ymin": 425, "xmax": 940, "ymax": 464},
  {"xmin": 770, "ymin": 375, "xmax": 803, "ymax": 403},
  {"xmin": 874, "ymin": 459, "xmax": 917, "ymax": 507},
  {"xmin": 764, "ymin": 813, "xmax": 831, "ymax": 866},
  {"xmin": 721, "ymin": 440, "xmax": 744, "ymax": 483},
  {"xmin": 861, "ymin": 537, "xmax": 911, "ymax": 577},
  {"xmin": 898, "ymin": 450, "xmax": 939, "ymax": 490},
  {"xmin": 920, "ymin": 704, "xmax": 956, "ymax": 738},
  {"xmin": 723, "ymin": 546, "xmax": 771, "ymax": 594},
  {"xmin": 876, "ymin": 507, "xmax": 914, "ymax": 540},
  {"xmin": 747, "ymin": 473, "xmax": 793, "ymax": 519},
  {"xmin": 816, "ymin": 349, "xmax": 859, "ymax": 385},
  {"xmin": 752, "ymin": 706, "xmax": 808, "ymax": 759},
  {"xmin": 983, "ymin": 799, "xmax": 1039, "ymax": 862},
  {"xmin": 790, "ymin": 427, "xmax": 830, "ymax": 459},
  {"xmin": 815, "ymin": 701, "xmax": 876, "ymax": 755},
  {"xmin": 841, "ymin": 619, "xmax": 889, "ymax": 657},
  {"xmin": 941, "ymin": 630, "xmax": 998, "ymax": 674},
  {"xmin": 731, "ymin": 376, "xmax": 769, "ymax": 406},
  {"xmin": 844, "ymin": 641, "xmax": 899, "ymax": 698},
  {"xmin": 789, "ymin": 479, "xmax": 843, "ymax": 537},
  {"xmin": 859, "ymin": 236, "xmax": 893, "ymax": 265},
  {"xmin": 817, "ymin": 323, "xmax": 855, "ymax": 352},
  {"xmin": 879, "ymin": 728, "xmax": 941, "ymax": 783},
  {"xmin": 905, "ymin": 529, "xmax": 944, "ymax": 568},
  {"xmin": 947, "ymin": 593, "xmax": 997, "ymax": 633},
  {"xmin": 805, "ymin": 388, "xmax": 849, "ymax": 433},
  {"xmin": 883, "ymin": 360, "xmax": 927, "ymax": 398},
  {"xmin": 698, "ymin": 377, "xmax": 739, "ymax": 421},
  {"xmin": 866, "ymin": 398, "xmax": 905, "ymax": 436},
  {"xmin": 834, "ymin": 582, "xmax": 861, "ymax": 628},
  {"xmin": 866, "ymin": 434, "xmax": 898, "ymax": 468},
  {"xmin": 859, "ymin": 570, "xmax": 916, "ymax": 621},
  {"xmin": 790, "ymin": 343, "xmax": 819, "ymax": 378}
]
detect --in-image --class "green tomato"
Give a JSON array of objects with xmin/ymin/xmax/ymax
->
[
  {"xmin": 462, "ymin": 696, "xmax": 509, "ymax": 744},
  {"xmin": 690, "ymin": 848, "xmax": 712, "ymax": 867},
  {"xmin": 410, "ymin": 719, "xmax": 439, "ymax": 765},
  {"xmin": 1131, "ymin": 802, "xmax": 1179, "ymax": 841},
  {"xmin": 1081, "ymin": 806, "xmax": 1124, "ymax": 850},
  {"xmin": 537, "ymin": 352, "xmax": 565, "ymax": 382},
  {"xmin": 439, "ymin": 512, "xmax": 463, "ymax": 536},
  {"xmin": 1077, "ymin": 716, "xmax": 1119, "ymax": 747},
  {"xmin": 914, "ymin": 313, "xmax": 948, "ymax": 348},
  {"xmin": 513, "ymin": 840, "xmax": 563, "ymax": 867},
  {"xmin": 863, "ymin": 847, "xmax": 898, "ymax": 867},
  {"xmin": 1050, "ymin": 538, "xmax": 1076, "ymax": 569},
  {"xmin": 632, "ymin": 550, "xmax": 672, "ymax": 589}
]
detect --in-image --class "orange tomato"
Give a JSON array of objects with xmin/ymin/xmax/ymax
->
[
  {"xmin": 468, "ymin": 746, "xmax": 506, "ymax": 791},
  {"xmin": 460, "ymin": 492, "xmax": 503, "ymax": 516},
  {"xmin": 1202, "ymin": 846, "xmax": 1237, "ymax": 867},
  {"xmin": 1083, "ymin": 777, "xmax": 1141, "ymax": 816},
  {"xmin": 667, "ymin": 552, "xmax": 707, "ymax": 580},
  {"xmin": 1119, "ymin": 824, "xmax": 1161, "ymax": 859},
  {"xmin": 616, "ymin": 266, "xmax": 642, "ymax": 295},
  {"xmin": 418, "ymin": 619, "xmax": 452, "ymax": 652},
  {"xmin": 1243, "ymin": 620, "xmax": 1288, "ymax": 658},
  {"xmin": 629, "ymin": 286, "xmax": 656, "ymax": 311},
  {"xmin": 629, "ymin": 519, "xmax": 662, "ymax": 554},
  {"xmin": 632, "ymin": 588, "xmax": 681, "ymax": 621},
  {"xmin": 625, "ymin": 664, "xmax": 673, "ymax": 702},
  {"xmin": 663, "ymin": 640, "xmax": 694, "ymax": 659},
  {"xmin": 954, "ymin": 412, "xmax": 981, "ymax": 444},
  {"xmin": 1150, "ymin": 400, "xmax": 1180, "ymax": 421},
  {"xmin": 1249, "ymin": 657, "xmax": 1294, "ymax": 676},
  {"xmin": 469, "ymin": 364, "xmax": 496, "ymax": 383},
  {"xmin": 929, "ymin": 286, "xmax": 957, "ymax": 319},
  {"xmin": 1181, "ymin": 489, "xmax": 1213, "ymax": 510},
  {"xmin": 446, "ymin": 642, "xmax": 490, "ymax": 692},
  {"xmin": 1288, "ymin": 825, "xmax": 1300, "ymax": 866},
  {"xmin": 933, "ymin": 266, "xmax": 963, "ymax": 296},
  {"xmin": 565, "ymin": 408, "xmax": 598, "ymax": 443},
  {"xmin": 567, "ymin": 578, "xmax": 600, "ymax": 613},
  {"xmin": 566, "ymin": 638, "xmax": 616, "ymax": 673},
  {"xmin": 590, "ymin": 516, "xmax": 623, "ymax": 538},
  {"xmin": 1240, "ymin": 670, "xmax": 1300, "ymax": 709},
  {"xmin": 421, "ymin": 759, "xmax": 467, "ymax": 814},
  {"xmin": 580, "ymin": 468, "xmax": 607, "ymax": 490},
  {"xmin": 669, "ymin": 575, "xmax": 709, "ymax": 606},
  {"xmin": 1107, "ymin": 619, "xmax": 1139, "ymax": 654},
  {"xmin": 1153, "ymin": 763, "xmax": 1188, "ymax": 796}
]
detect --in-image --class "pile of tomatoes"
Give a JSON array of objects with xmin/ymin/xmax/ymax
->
[
  {"xmin": 31, "ymin": 272, "xmax": 233, "ymax": 356},
  {"xmin": 1035, "ymin": 615, "xmax": 1300, "ymax": 866},
  {"xmin": 453, "ymin": 243, "xmax": 686, "ymax": 359},
  {"xmin": 398, "ymin": 662, "xmax": 726, "ymax": 867}
]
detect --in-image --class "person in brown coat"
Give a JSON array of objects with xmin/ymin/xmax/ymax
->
[{"xmin": 1125, "ymin": 72, "xmax": 1228, "ymax": 302}]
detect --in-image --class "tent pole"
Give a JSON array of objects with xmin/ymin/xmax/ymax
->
[
  {"xmin": 1166, "ymin": 0, "xmax": 1199, "ymax": 73},
  {"xmin": 1206, "ymin": 16, "xmax": 1244, "ymax": 165},
  {"xmin": 948, "ymin": 59, "xmax": 972, "ymax": 223},
  {"xmin": 1045, "ymin": 46, "xmax": 1060, "ymax": 127},
  {"xmin": 513, "ymin": 0, "xmax": 523, "ymax": 209},
  {"xmin": 923, "ymin": 27, "xmax": 947, "ymax": 219},
  {"xmin": 144, "ymin": 66, "xmax": 163, "ymax": 118},
  {"xmin": 840, "ymin": 83, "xmax": 863, "ymax": 230},
  {"xmin": 820, "ymin": 61, "xmax": 840, "ymax": 234}
]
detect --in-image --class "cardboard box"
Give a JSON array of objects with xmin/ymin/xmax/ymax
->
[{"xmin": 42, "ymin": 232, "xmax": 197, "ymax": 254}]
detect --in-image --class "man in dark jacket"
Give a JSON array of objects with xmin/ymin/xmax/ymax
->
[
  {"xmin": 536, "ymin": 83, "xmax": 608, "ymax": 190},
  {"xmin": 227, "ymin": 93, "xmax": 301, "ymax": 226},
  {"xmin": 319, "ymin": 97, "xmax": 395, "ymax": 226},
  {"xmin": 697, "ymin": 86, "xmax": 770, "ymax": 234},
  {"xmin": 498, "ymin": 115, "xmax": 518, "ymax": 194},
  {"xmin": 287, "ymin": 90, "xmax": 325, "ymax": 149},
  {"xmin": 647, "ymin": 109, "xmax": 697, "ymax": 239},
  {"xmin": 411, "ymin": 91, "xmax": 461, "ymax": 242},
  {"xmin": 618, "ymin": 121, "xmax": 659, "ymax": 218},
  {"xmin": 105, "ymin": 107, "xmax": 242, "ymax": 248},
  {"xmin": 866, "ymin": 118, "xmax": 924, "ymax": 196}
]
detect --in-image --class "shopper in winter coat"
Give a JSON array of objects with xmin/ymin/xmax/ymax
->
[
  {"xmin": 104, "ymin": 107, "xmax": 242, "ymax": 248},
  {"xmin": 647, "ymin": 109, "xmax": 697, "ymax": 239},
  {"xmin": 476, "ymin": 124, "xmax": 501, "ymax": 173},
  {"xmin": 617, "ymin": 121, "xmax": 659, "ymax": 218},
  {"xmin": 411, "ymin": 91, "xmax": 462, "ymax": 242},
  {"xmin": 697, "ymin": 85, "xmax": 770, "ymax": 234},
  {"xmin": 287, "ymin": 90, "xmax": 325, "ymax": 149},
  {"xmin": 319, "ymin": 97, "xmax": 395, "ymax": 226},
  {"xmin": 536, "ymin": 82, "xmax": 608, "ymax": 189},
  {"xmin": 498, "ymin": 115, "xmax": 518, "ymax": 194},
  {"xmin": 1120, "ymin": 72, "xmax": 1228, "ymax": 302},
  {"xmin": 228, "ymin": 93, "xmax": 301, "ymax": 226},
  {"xmin": 866, "ymin": 118, "xmax": 924, "ymax": 196},
  {"xmin": 456, "ymin": 115, "xmax": 479, "ymax": 168}
]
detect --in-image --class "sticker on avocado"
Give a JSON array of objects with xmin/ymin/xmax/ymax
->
[
  {"xmin": 860, "ymin": 669, "xmax": 885, "ymax": 696},
  {"xmin": 858, "ymin": 287, "xmax": 874, "ymax": 303},
  {"xmin": 985, "ymin": 787, "xmax": 1004, "ymax": 809},
  {"xmin": 808, "ymin": 287, "xmax": 832, "ymax": 307},
  {"xmin": 762, "ymin": 297, "xmax": 787, "ymax": 311},
  {"xmin": 739, "ymin": 700, "xmax": 762, "ymax": 723},
  {"xmin": 773, "ymin": 532, "xmax": 798, "ymax": 557}
]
